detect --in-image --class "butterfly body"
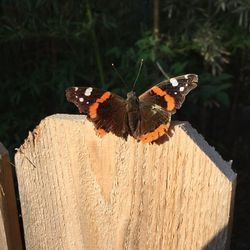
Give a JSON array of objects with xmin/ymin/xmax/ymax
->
[
  {"xmin": 66, "ymin": 74, "xmax": 198, "ymax": 143},
  {"xmin": 126, "ymin": 91, "xmax": 140, "ymax": 135}
]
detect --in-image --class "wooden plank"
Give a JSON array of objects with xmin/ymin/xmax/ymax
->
[
  {"xmin": 0, "ymin": 143, "xmax": 23, "ymax": 250},
  {"xmin": 15, "ymin": 114, "xmax": 236, "ymax": 250},
  {"xmin": 0, "ymin": 208, "xmax": 8, "ymax": 250}
]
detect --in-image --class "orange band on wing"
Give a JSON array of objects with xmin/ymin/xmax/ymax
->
[
  {"xmin": 96, "ymin": 128, "xmax": 107, "ymax": 137},
  {"xmin": 164, "ymin": 94, "xmax": 175, "ymax": 111},
  {"xmin": 89, "ymin": 102, "xmax": 99, "ymax": 118},
  {"xmin": 151, "ymin": 86, "xmax": 175, "ymax": 111},
  {"xmin": 98, "ymin": 92, "xmax": 112, "ymax": 103},
  {"xmin": 151, "ymin": 86, "xmax": 166, "ymax": 96},
  {"xmin": 89, "ymin": 92, "xmax": 111, "ymax": 118},
  {"xmin": 140, "ymin": 123, "xmax": 170, "ymax": 143}
]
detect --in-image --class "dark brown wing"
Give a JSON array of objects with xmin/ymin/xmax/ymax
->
[
  {"xmin": 134, "ymin": 102, "xmax": 171, "ymax": 143},
  {"xmin": 66, "ymin": 87, "xmax": 129, "ymax": 139},
  {"xmin": 139, "ymin": 74, "xmax": 198, "ymax": 114}
]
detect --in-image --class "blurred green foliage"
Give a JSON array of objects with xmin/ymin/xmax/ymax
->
[{"xmin": 1, "ymin": 1, "xmax": 250, "ymax": 248}]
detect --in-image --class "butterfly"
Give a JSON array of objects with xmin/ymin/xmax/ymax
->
[{"xmin": 65, "ymin": 74, "xmax": 198, "ymax": 143}]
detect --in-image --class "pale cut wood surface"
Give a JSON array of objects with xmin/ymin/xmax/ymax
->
[
  {"xmin": 0, "ymin": 143, "xmax": 23, "ymax": 250},
  {"xmin": 15, "ymin": 114, "xmax": 236, "ymax": 250}
]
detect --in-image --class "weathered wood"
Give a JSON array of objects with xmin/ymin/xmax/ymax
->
[
  {"xmin": 0, "ymin": 143, "xmax": 23, "ymax": 250},
  {"xmin": 15, "ymin": 114, "xmax": 236, "ymax": 250},
  {"xmin": 0, "ymin": 207, "xmax": 8, "ymax": 250}
]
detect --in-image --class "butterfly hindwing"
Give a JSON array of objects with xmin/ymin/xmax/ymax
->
[
  {"xmin": 134, "ymin": 102, "xmax": 171, "ymax": 143},
  {"xmin": 139, "ymin": 74, "xmax": 198, "ymax": 114},
  {"xmin": 66, "ymin": 87, "xmax": 129, "ymax": 139}
]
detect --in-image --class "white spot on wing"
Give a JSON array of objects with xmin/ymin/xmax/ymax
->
[
  {"xmin": 79, "ymin": 97, "xmax": 84, "ymax": 102},
  {"xmin": 174, "ymin": 92, "xmax": 177, "ymax": 95},
  {"xmin": 151, "ymin": 104, "xmax": 162, "ymax": 114},
  {"xmin": 170, "ymin": 78, "xmax": 178, "ymax": 86},
  {"xmin": 86, "ymin": 101, "xmax": 89, "ymax": 104},
  {"xmin": 74, "ymin": 87, "xmax": 78, "ymax": 91},
  {"xmin": 184, "ymin": 74, "xmax": 189, "ymax": 79},
  {"xmin": 84, "ymin": 87, "xmax": 93, "ymax": 96},
  {"xmin": 179, "ymin": 87, "xmax": 184, "ymax": 92},
  {"xmin": 152, "ymin": 104, "xmax": 162, "ymax": 109}
]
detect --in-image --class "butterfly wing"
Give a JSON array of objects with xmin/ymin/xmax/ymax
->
[
  {"xmin": 133, "ymin": 102, "xmax": 171, "ymax": 143},
  {"xmin": 136, "ymin": 74, "xmax": 198, "ymax": 143},
  {"xmin": 139, "ymin": 74, "xmax": 198, "ymax": 114},
  {"xmin": 66, "ymin": 87, "xmax": 129, "ymax": 139}
]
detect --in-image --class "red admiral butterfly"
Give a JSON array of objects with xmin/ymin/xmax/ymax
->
[{"xmin": 66, "ymin": 74, "xmax": 198, "ymax": 143}]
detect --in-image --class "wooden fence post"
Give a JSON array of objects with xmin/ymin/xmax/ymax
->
[
  {"xmin": 15, "ymin": 114, "xmax": 236, "ymax": 250},
  {"xmin": 0, "ymin": 143, "xmax": 23, "ymax": 250}
]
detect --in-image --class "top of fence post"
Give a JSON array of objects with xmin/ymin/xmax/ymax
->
[{"xmin": 15, "ymin": 114, "xmax": 236, "ymax": 250}]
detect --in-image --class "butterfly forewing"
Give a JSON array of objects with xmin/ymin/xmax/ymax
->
[
  {"xmin": 139, "ymin": 74, "xmax": 198, "ymax": 114},
  {"xmin": 65, "ymin": 86, "xmax": 129, "ymax": 139},
  {"xmin": 66, "ymin": 87, "xmax": 107, "ymax": 114}
]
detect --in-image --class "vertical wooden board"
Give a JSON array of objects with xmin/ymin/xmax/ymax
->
[
  {"xmin": 0, "ymin": 205, "xmax": 8, "ymax": 250},
  {"xmin": 15, "ymin": 114, "xmax": 236, "ymax": 250},
  {"xmin": 0, "ymin": 143, "xmax": 23, "ymax": 250},
  {"xmin": 0, "ymin": 146, "xmax": 8, "ymax": 250}
]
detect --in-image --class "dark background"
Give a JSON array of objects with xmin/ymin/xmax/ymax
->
[{"xmin": 0, "ymin": 1, "xmax": 250, "ymax": 249}]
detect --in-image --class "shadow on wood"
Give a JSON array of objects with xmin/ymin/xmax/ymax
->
[
  {"xmin": 15, "ymin": 114, "xmax": 236, "ymax": 249},
  {"xmin": 202, "ymin": 225, "xmax": 230, "ymax": 250},
  {"xmin": 0, "ymin": 143, "xmax": 23, "ymax": 250}
]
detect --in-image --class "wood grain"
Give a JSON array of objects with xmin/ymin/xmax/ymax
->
[
  {"xmin": 15, "ymin": 114, "xmax": 236, "ymax": 250},
  {"xmin": 0, "ymin": 143, "xmax": 23, "ymax": 250}
]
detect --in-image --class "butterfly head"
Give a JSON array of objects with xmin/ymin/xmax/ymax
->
[{"xmin": 127, "ymin": 91, "xmax": 136, "ymax": 99}]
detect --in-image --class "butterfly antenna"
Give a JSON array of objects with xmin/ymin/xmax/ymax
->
[
  {"xmin": 132, "ymin": 59, "xmax": 144, "ymax": 91},
  {"xmin": 156, "ymin": 61, "xmax": 170, "ymax": 79},
  {"xmin": 112, "ymin": 63, "xmax": 129, "ymax": 91}
]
